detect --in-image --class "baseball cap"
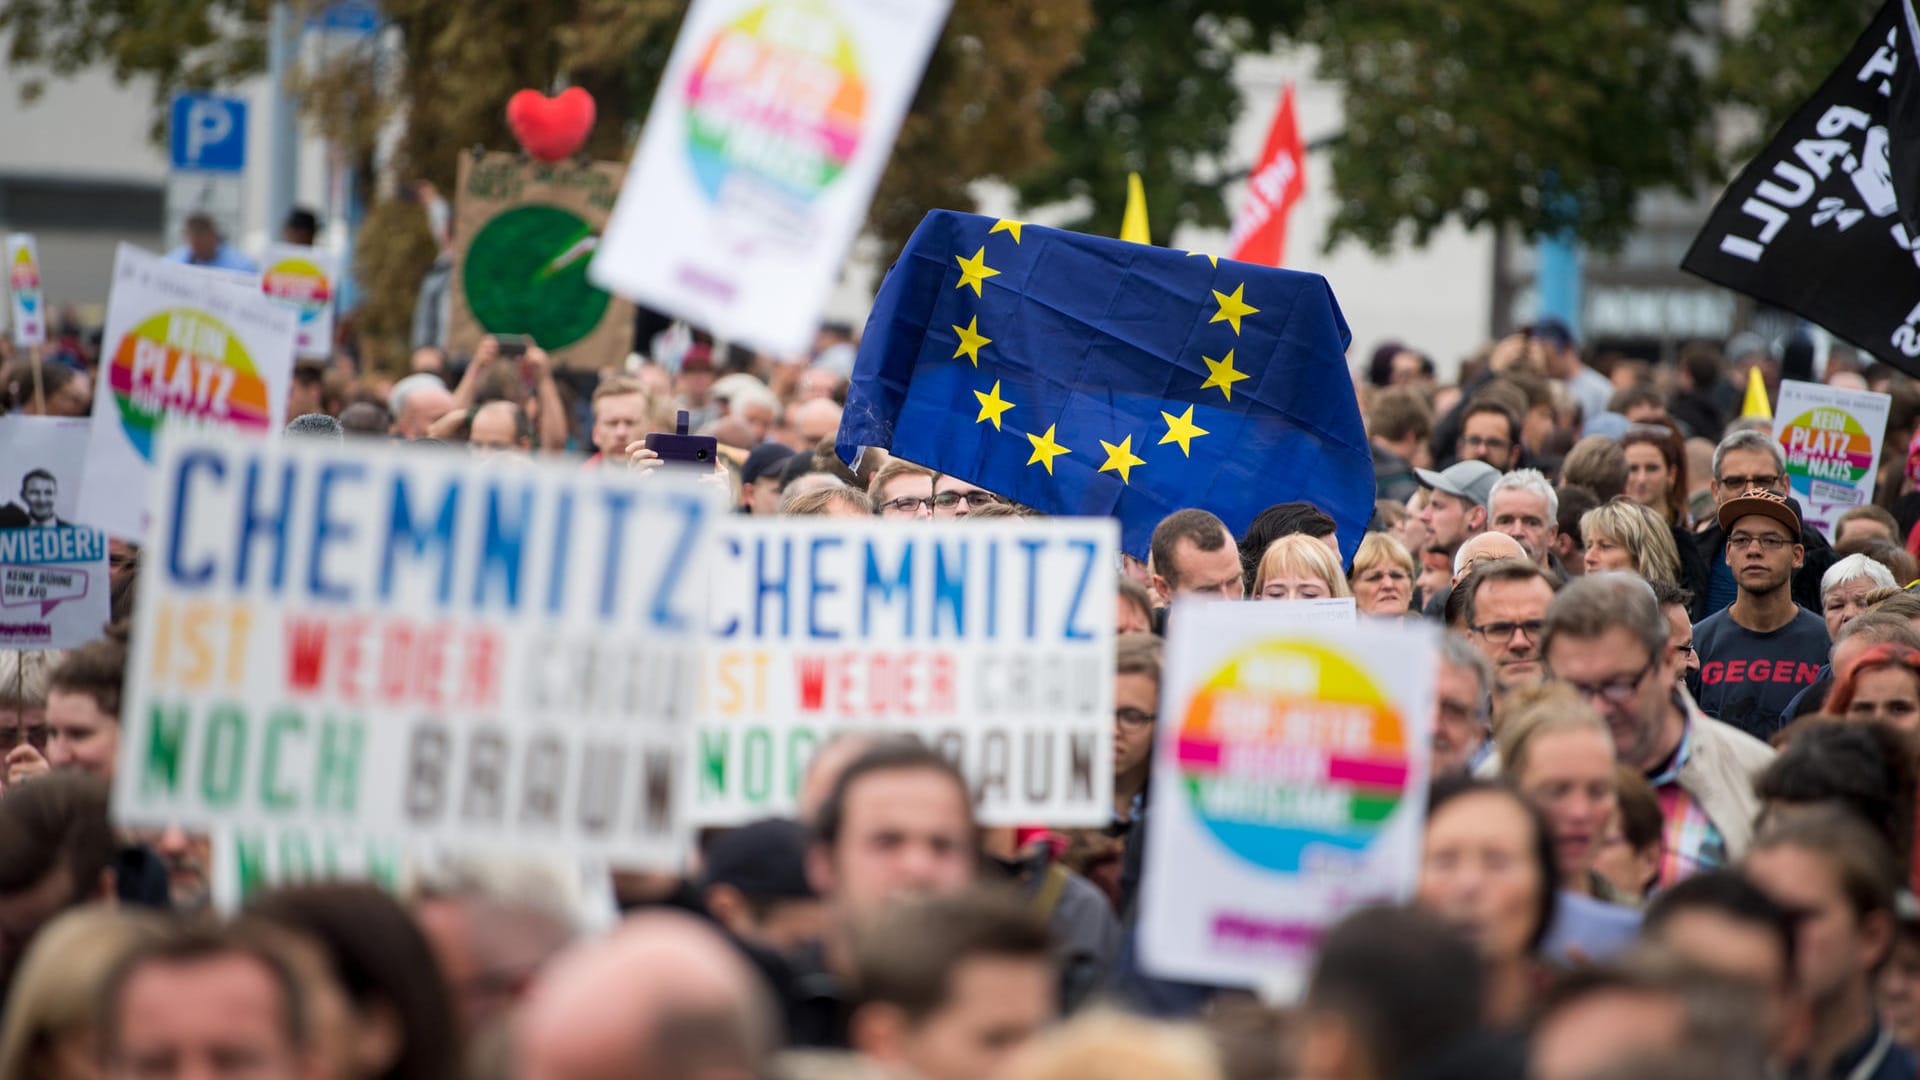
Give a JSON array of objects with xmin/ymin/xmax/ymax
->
[
  {"xmin": 1717, "ymin": 487, "xmax": 1801, "ymax": 537},
  {"xmin": 680, "ymin": 343, "xmax": 716, "ymax": 374},
  {"xmin": 741, "ymin": 442, "xmax": 797, "ymax": 485},
  {"xmin": 1415, "ymin": 460, "xmax": 1502, "ymax": 510},
  {"xmin": 1529, "ymin": 317, "xmax": 1575, "ymax": 351},
  {"xmin": 700, "ymin": 818, "xmax": 815, "ymax": 899}
]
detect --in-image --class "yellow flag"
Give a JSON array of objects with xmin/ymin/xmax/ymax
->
[
  {"xmin": 1740, "ymin": 366, "xmax": 1772, "ymax": 420},
  {"xmin": 1121, "ymin": 172, "xmax": 1151, "ymax": 244}
]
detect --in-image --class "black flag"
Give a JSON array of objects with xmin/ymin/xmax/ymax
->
[{"xmin": 1682, "ymin": 1, "xmax": 1920, "ymax": 370}]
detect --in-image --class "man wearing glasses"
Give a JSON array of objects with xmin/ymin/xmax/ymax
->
[
  {"xmin": 1455, "ymin": 399, "xmax": 1523, "ymax": 471},
  {"xmin": 1694, "ymin": 429, "xmax": 1837, "ymax": 617},
  {"xmin": 1541, "ymin": 574, "xmax": 1774, "ymax": 889},
  {"xmin": 1458, "ymin": 558, "xmax": 1560, "ymax": 691},
  {"xmin": 1690, "ymin": 487, "xmax": 1829, "ymax": 740},
  {"xmin": 930, "ymin": 473, "xmax": 1003, "ymax": 518},
  {"xmin": 868, "ymin": 459, "xmax": 937, "ymax": 520}
]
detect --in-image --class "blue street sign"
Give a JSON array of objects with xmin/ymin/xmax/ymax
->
[
  {"xmin": 308, "ymin": 0, "xmax": 381, "ymax": 35},
  {"xmin": 169, "ymin": 94, "xmax": 249, "ymax": 173}
]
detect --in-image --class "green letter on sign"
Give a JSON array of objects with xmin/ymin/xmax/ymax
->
[
  {"xmin": 201, "ymin": 705, "xmax": 248, "ymax": 808},
  {"xmin": 260, "ymin": 710, "xmax": 303, "ymax": 812},
  {"xmin": 143, "ymin": 703, "xmax": 189, "ymax": 798}
]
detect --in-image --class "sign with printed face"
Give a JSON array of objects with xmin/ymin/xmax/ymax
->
[
  {"xmin": 115, "ymin": 430, "xmax": 724, "ymax": 867},
  {"xmin": 0, "ymin": 416, "xmax": 111, "ymax": 648},
  {"xmin": 260, "ymin": 244, "xmax": 340, "ymax": 360},
  {"xmin": 6, "ymin": 234, "xmax": 45, "ymax": 347},
  {"xmin": 591, "ymin": 0, "xmax": 951, "ymax": 355},
  {"xmin": 78, "ymin": 245, "xmax": 296, "ymax": 540},
  {"xmin": 1138, "ymin": 602, "xmax": 1435, "ymax": 994},
  {"xmin": 1773, "ymin": 379, "xmax": 1892, "ymax": 539},
  {"xmin": 696, "ymin": 516, "xmax": 1117, "ymax": 826}
]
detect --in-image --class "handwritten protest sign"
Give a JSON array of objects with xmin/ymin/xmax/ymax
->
[
  {"xmin": 592, "ymin": 0, "xmax": 950, "ymax": 355},
  {"xmin": 6, "ymin": 234, "xmax": 45, "ymax": 347},
  {"xmin": 1139, "ymin": 603, "xmax": 1435, "ymax": 994},
  {"xmin": 0, "ymin": 416, "xmax": 110, "ymax": 648},
  {"xmin": 698, "ymin": 516, "xmax": 1117, "ymax": 826},
  {"xmin": 79, "ymin": 245, "xmax": 297, "ymax": 540},
  {"xmin": 261, "ymin": 244, "xmax": 339, "ymax": 360},
  {"xmin": 115, "ymin": 431, "xmax": 724, "ymax": 867},
  {"xmin": 1773, "ymin": 378, "xmax": 1892, "ymax": 539}
]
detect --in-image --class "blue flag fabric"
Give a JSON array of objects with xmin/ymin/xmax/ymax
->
[{"xmin": 837, "ymin": 210, "xmax": 1373, "ymax": 563}]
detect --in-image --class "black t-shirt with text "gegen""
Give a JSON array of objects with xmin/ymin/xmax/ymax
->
[{"xmin": 1692, "ymin": 606, "xmax": 1830, "ymax": 740}]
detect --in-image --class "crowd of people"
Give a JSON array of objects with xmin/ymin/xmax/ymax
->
[{"xmin": 12, "ymin": 235, "xmax": 1920, "ymax": 1080}]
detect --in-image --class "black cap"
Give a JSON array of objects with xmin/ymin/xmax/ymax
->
[
  {"xmin": 700, "ymin": 818, "xmax": 815, "ymax": 899},
  {"xmin": 741, "ymin": 442, "xmax": 797, "ymax": 484}
]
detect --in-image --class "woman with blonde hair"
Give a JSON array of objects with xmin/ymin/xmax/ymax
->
[
  {"xmin": 1253, "ymin": 534, "xmax": 1352, "ymax": 601},
  {"xmin": 1580, "ymin": 498, "xmax": 1683, "ymax": 585},
  {"xmin": 0, "ymin": 905, "xmax": 166, "ymax": 1080},
  {"xmin": 1348, "ymin": 531, "xmax": 1416, "ymax": 616}
]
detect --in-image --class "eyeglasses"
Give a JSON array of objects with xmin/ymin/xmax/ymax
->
[
  {"xmin": 1552, "ymin": 657, "xmax": 1658, "ymax": 705},
  {"xmin": 1674, "ymin": 641, "xmax": 1696, "ymax": 656},
  {"xmin": 0, "ymin": 723, "xmax": 48, "ymax": 751},
  {"xmin": 1727, "ymin": 533, "xmax": 1791, "ymax": 552},
  {"xmin": 934, "ymin": 490, "xmax": 1001, "ymax": 509},
  {"xmin": 1469, "ymin": 619, "xmax": 1544, "ymax": 643},
  {"xmin": 1115, "ymin": 707, "xmax": 1157, "ymax": 728},
  {"xmin": 1461, "ymin": 435, "xmax": 1511, "ymax": 452},
  {"xmin": 1717, "ymin": 473, "xmax": 1782, "ymax": 491},
  {"xmin": 877, "ymin": 496, "xmax": 934, "ymax": 514}
]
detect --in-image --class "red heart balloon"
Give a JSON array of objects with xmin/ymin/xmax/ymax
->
[{"xmin": 506, "ymin": 87, "xmax": 596, "ymax": 163}]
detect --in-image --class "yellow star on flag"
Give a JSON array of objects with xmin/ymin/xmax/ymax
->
[
  {"xmin": 1158, "ymin": 405, "xmax": 1209, "ymax": 457},
  {"xmin": 1098, "ymin": 435, "xmax": 1146, "ymax": 484},
  {"xmin": 1186, "ymin": 251, "xmax": 1219, "ymax": 267},
  {"xmin": 1026, "ymin": 424, "xmax": 1070, "ymax": 475},
  {"xmin": 954, "ymin": 246, "xmax": 1001, "ymax": 296},
  {"xmin": 989, "ymin": 219, "xmax": 1026, "ymax": 243},
  {"xmin": 1210, "ymin": 283, "xmax": 1260, "ymax": 334},
  {"xmin": 952, "ymin": 316, "xmax": 992, "ymax": 366},
  {"xmin": 974, "ymin": 380, "xmax": 1014, "ymax": 430},
  {"xmin": 1201, "ymin": 350, "xmax": 1249, "ymax": 401}
]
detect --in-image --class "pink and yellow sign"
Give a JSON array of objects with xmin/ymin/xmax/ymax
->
[
  {"xmin": 261, "ymin": 244, "xmax": 339, "ymax": 359},
  {"xmin": 6, "ymin": 233, "xmax": 45, "ymax": 346}
]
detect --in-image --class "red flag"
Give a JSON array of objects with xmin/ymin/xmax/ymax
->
[{"xmin": 1227, "ymin": 83, "xmax": 1307, "ymax": 267}]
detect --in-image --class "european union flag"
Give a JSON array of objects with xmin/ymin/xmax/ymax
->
[{"xmin": 837, "ymin": 210, "xmax": 1374, "ymax": 562}]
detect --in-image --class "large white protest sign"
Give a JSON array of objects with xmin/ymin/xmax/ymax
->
[
  {"xmin": 79, "ymin": 245, "xmax": 297, "ymax": 540},
  {"xmin": 6, "ymin": 234, "xmax": 46, "ymax": 347},
  {"xmin": 1772, "ymin": 379, "xmax": 1892, "ymax": 540},
  {"xmin": 1139, "ymin": 603, "xmax": 1436, "ymax": 994},
  {"xmin": 0, "ymin": 416, "xmax": 110, "ymax": 648},
  {"xmin": 116, "ymin": 430, "xmax": 725, "ymax": 867},
  {"xmin": 591, "ymin": 0, "xmax": 950, "ymax": 355},
  {"xmin": 698, "ymin": 516, "xmax": 1116, "ymax": 827},
  {"xmin": 260, "ymin": 244, "xmax": 340, "ymax": 359}
]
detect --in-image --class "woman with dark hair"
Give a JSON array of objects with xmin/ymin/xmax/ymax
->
[
  {"xmin": 1618, "ymin": 421, "xmax": 1710, "ymax": 615},
  {"xmin": 1416, "ymin": 775, "xmax": 1558, "ymax": 1030},
  {"xmin": 1756, "ymin": 718, "xmax": 1918, "ymax": 872},
  {"xmin": 245, "ymin": 883, "xmax": 460, "ymax": 1080},
  {"xmin": 1823, "ymin": 643, "xmax": 1920, "ymax": 734}
]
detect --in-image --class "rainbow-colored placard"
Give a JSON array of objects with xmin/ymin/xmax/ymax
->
[
  {"xmin": 261, "ymin": 244, "xmax": 338, "ymax": 359},
  {"xmin": 1771, "ymin": 378, "xmax": 1892, "ymax": 539},
  {"xmin": 6, "ymin": 234, "xmax": 45, "ymax": 346},
  {"xmin": 106, "ymin": 307, "xmax": 273, "ymax": 460},
  {"xmin": 684, "ymin": 1, "xmax": 868, "ymax": 208},
  {"xmin": 1778, "ymin": 407, "xmax": 1873, "ymax": 491},
  {"xmin": 1173, "ymin": 638, "xmax": 1411, "ymax": 873}
]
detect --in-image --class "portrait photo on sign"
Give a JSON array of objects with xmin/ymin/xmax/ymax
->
[{"xmin": 0, "ymin": 415, "xmax": 88, "ymax": 528}]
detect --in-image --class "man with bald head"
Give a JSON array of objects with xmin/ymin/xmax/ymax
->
[
  {"xmin": 790, "ymin": 398, "xmax": 844, "ymax": 448},
  {"xmin": 1452, "ymin": 531, "xmax": 1528, "ymax": 582},
  {"xmin": 469, "ymin": 400, "xmax": 532, "ymax": 456},
  {"xmin": 517, "ymin": 910, "xmax": 776, "ymax": 1080}
]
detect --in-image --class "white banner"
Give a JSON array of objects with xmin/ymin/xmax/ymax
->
[
  {"xmin": 698, "ymin": 516, "xmax": 1117, "ymax": 826},
  {"xmin": 0, "ymin": 416, "xmax": 111, "ymax": 648},
  {"xmin": 261, "ymin": 243, "xmax": 340, "ymax": 360},
  {"xmin": 591, "ymin": 0, "xmax": 950, "ymax": 355},
  {"xmin": 6, "ymin": 234, "xmax": 45, "ymax": 347},
  {"xmin": 1139, "ymin": 603, "xmax": 1436, "ymax": 994},
  {"xmin": 115, "ymin": 431, "xmax": 724, "ymax": 867},
  {"xmin": 1772, "ymin": 378, "xmax": 1893, "ymax": 540},
  {"xmin": 79, "ymin": 245, "xmax": 296, "ymax": 540}
]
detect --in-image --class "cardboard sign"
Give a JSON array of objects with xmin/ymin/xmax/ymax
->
[
  {"xmin": 115, "ymin": 431, "xmax": 724, "ymax": 867},
  {"xmin": 0, "ymin": 416, "xmax": 111, "ymax": 648},
  {"xmin": 1139, "ymin": 604, "xmax": 1436, "ymax": 994},
  {"xmin": 592, "ymin": 0, "xmax": 950, "ymax": 355},
  {"xmin": 6, "ymin": 234, "xmax": 45, "ymax": 347},
  {"xmin": 697, "ymin": 516, "xmax": 1117, "ymax": 826},
  {"xmin": 1773, "ymin": 378, "xmax": 1892, "ymax": 539},
  {"xmin": 448, "ymin": 152, "xmax": 635, "ymax": 368},
  {"xmin": 261, "ymin": 244, "xmax": 340, "ymax": 360},
  {"xmin": 78, "ymin": 245, "xmax": 296, "ymax": 540}
]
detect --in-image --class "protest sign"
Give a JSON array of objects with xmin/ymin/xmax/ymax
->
[
  {"xmin": 448, "ymin": 152, "xmax": 634, "ymax": 368},
  {"xmin": 697, "ymin": 516, "xmax": 1117, "ymax": 827},
  {"xmin": 6, "ymin": 234, "xmax": 45, "ymax": 347},
  {"xmin": 1253, "ymin": 597, "xmax": 1356, "ymax": 626},
  {"xmin": 209, "ymin": 827, "xmax": 406, "ymax": 912},
  {"xmin": 1139, "ymin": 603, "xmax": 1436, "ymax": 994},
  {"xmin": 591, "ymin": 0, "xmax": 950, "ymax": 356},
  {"xmin": 115, "ymin": 430, "xmax": 725, "ymax": 868},
  {"xmin": 0, "ymin": 416, "xmax": 110, "ymax": 648},
  {"xmin": 1773, "ymin": 378, "xmax": 1892, "ymax": 538},
  {"xmin": 261, "ymin": 243, "xmax": 340, "ymax": 359},
  {"xmin": 79, "ymin": 245, "xmax": 297, "ymax": 540}
]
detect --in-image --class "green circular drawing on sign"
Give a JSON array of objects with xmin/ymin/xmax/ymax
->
[{"xmin": 463, "ymin": 204, "xmax": 609, "ymax": 350}]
